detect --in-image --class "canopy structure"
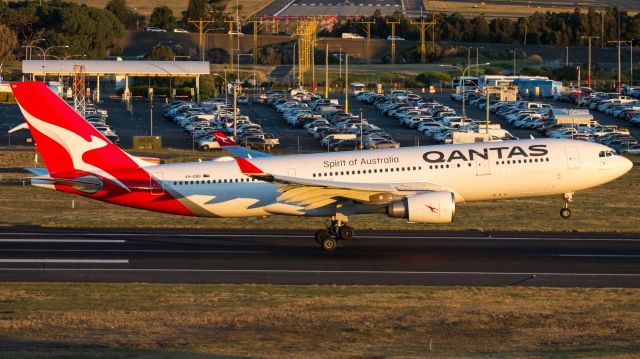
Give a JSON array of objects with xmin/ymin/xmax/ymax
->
[
  {"xmin": 22, "ymin": 60, "xmax": 209, "ymax": 77},
  {"xmin": 22, "ymin": 60, "xmax": 210, "ymax": 103}
]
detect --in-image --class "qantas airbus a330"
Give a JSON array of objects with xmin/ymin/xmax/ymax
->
[{"xmin": 10, "ymin": 82, "xmax": 633, "ymax": 251}]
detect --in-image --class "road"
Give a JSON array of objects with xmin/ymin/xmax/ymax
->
[{"xmin": 0, "ymin": 228, "xmax": 639, "ymax": 287}]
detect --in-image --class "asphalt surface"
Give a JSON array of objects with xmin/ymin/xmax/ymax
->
[
  {"xmin": 275, "ymin": 0, "xmax": 408, "ymax": 17},
  {"xmin": 0, "ymin": 228, "xmax": 639, "ymax": 287}
]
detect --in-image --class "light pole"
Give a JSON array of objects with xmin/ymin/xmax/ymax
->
[
  {"xmin": 630, "ymin": 39, "xmax": 634, "ymax": 87},
  {"xmin": 577, "ymin": 66, "xmax": 581, "ymax": 106},
  {"xmin": 513, "ymin": 49, "xmax": 517, "ymax": 75},
  {"xmin": 292, "ymin": 41, "xmax": 297, "ymax": 87},
  {"xmin": 580, "ymin": 35, "xmax": 599, "ymax": 88},
  {"xmin": 24, "ymin": 38, "xmax": 44, "ymax": 61},
  {"xmin": 609, "ymin": 40, "xmax": 624, "ymax": 93},
  {"xmin": 203, "ymin": 27, "xmax": 225, "ymax": 60},
  {"xmin": 345, "ymin": 53, "xmax": 349, "ymax": 113},
  {"xmin": 439, "ymin": 63, "xmax": 491, "ymax": 118},
  {"xmin": 565, "ymin": 46, "xmax": 569, "ymax": 66},
  {"xmin": 323, "ymin": 43, "xmax": 341, "ymax": 99},
  {"xmin": 213, "ymin": 65, "xmax": 228, "ymax": 102},
  {"xmin": 44, "ymin": 45, "xmax": 69, "ymax": 60}
]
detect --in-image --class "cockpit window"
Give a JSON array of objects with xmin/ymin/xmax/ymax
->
[{"xmin": 599, "ymin": 150, "xmax": 616, "ymax": 158}]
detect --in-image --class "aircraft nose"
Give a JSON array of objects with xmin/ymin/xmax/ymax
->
[{"xmin": 618, "ymin": 155, "xmax": 633, "ymax": 175}]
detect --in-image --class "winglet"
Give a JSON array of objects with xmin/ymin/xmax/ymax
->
[
  {"xmin": 213, "ymin": 132, "xmax": 237, "ymax": 147},
  {"xmin": 235, "ymin": 157, "xmax": 265, "ymax": 175}
]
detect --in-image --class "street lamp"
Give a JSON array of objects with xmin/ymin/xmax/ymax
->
[
  {"xmin": 438, "ymin": 63, "xmax": 491, "ymax": 118},
  {"xmin": 213, "ymin": 64, "xmax": 228, "ymax": 102},
  {"xmin": 203, "ymin": 27, "xmax": 225, "ymax": 61},
  {"xmin": 212, "ymin": 73, "xmax": 228, "ymax": 102},
  {"xmin": 44, "ymin": 45, "xmax": 69, "ymax": 60}
]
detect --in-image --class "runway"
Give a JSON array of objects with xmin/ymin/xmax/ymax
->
[{"xmin": 0, "ymin": 228, "xmax": 639, "ymax": 287}]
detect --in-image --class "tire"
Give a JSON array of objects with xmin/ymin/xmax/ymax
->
[
  {"xmin": 315, "ymin": 229, "xmax": 330, "ymax": 244},
  {"xmin": 560, "ymin": 208, "xmax": 571, "ymax": 219},
  {"xmin": 202, "ymin": 145, "xmax": 209, "ymax": 150},
  {"xmin": 338, "ymin": 226, "xmax": 354, "ymax": 241},
  {"xmin": 321, "ymin": 237, "xmax": 337, "ymax": 252}
]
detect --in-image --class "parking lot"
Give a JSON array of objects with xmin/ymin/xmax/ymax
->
[{"xmin": 2, "ymin": 84, "xmax": 639, "ymax": 156}]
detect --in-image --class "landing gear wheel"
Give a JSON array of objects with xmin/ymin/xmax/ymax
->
[
  {"xmin": 321, "ymin": 237, "xmax": 337, "ymax": 252},
  {"xmin": 315, "ymin": 229, "xmax": 330, "ymax": 244},
  {"xmin": 338, "ymin": 226, "xmax": 354, "ymax": 241},
  {"xmin": 560, "ymin": 208, "xmax": 572, "ymax": 219}
]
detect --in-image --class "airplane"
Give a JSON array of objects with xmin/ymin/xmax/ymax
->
[{"xmin": 9, "ymin": 82, "xmax": 634, "ymax": 251}]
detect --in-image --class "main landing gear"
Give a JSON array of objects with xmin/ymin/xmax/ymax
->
[
  {"xmin": 314, "ymin": 215, "xmax": 354, "ymax": 252},
  {"xmin": 560, "ymin": 192, "xmax": 574, "ymax": 219}
]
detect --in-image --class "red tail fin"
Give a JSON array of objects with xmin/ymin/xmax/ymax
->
[
  {"xmin": 213, "ymin": 132, "xmax": 237, "ymax": 147},
  {"xmin": 11, "ymin": 82, "xmax": 139, "ymax": 177}
]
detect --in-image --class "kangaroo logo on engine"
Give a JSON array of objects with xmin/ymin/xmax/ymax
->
[{"xmin": 422, "ymin": 144, "xmax": 548, "ymax": 163}]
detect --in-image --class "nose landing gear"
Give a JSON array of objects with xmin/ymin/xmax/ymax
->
[
  {"xmin": 560, "ymin": 192, "xmax": 574, "ymax": 219},
  {"xmin": 314, "ymin": 214, "xmax": 354, "ymax": 251}
]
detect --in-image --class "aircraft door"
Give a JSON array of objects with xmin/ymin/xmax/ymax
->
[
  {"xmin": 475, "ymin": 157, "xmax": 491, "ymax": 176},
  {"xmin": 564, "ymin": 147, "xmax": 580, "ymax": 170},
  {"xmin": 150, "ymin": 172, "xmax": 164, "ymax": 195}
]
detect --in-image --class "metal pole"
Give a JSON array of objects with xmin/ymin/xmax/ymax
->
[
  {"xmin": 476, "ymin": 47, "xmax": 479, "ymax": 76},
  {"xmin": 339, "ymin": 48, "xmax": 342, "ymax": 80},
  {"xmin": 566, "ymin": 46, "xmax": 569, "ymax": 66},
  {"xmin": 233, "ymin": 82, "xmax": 238, "ymax": 137},
  {"xmin": 485, "ymin": 90, "xmax": 490, "ymax": 134},
  {"xmin": 292, "ymin": 42, "xmax": 297, "ymax": 87},
  {"xmin": 618, "ymin": 41, "xmax": 622, "ymax": 92},
  {"xmin": 325, "ymin": 43, "xmax": 329, "ymax": 99},
  {"xmin": 359, "ymin": 109, "xmax": 363, "ymax": 150},
  {"xmin": 345, "ymin": 53, "xmax": 349, "ymax": 114},
  {"xmin": 631, "ymin": 39, "xmax": 634, "ymax": 87},
  {"xmin": 588, "ymin": 38, "xmax": 592, "ymax": 88},
  {"xmin": 513, "ymin": 49, "xmax": 516, "ymax": 75},
  {"xmin": 577, "ymin": 66, "xmax": 581, "ymax": 106},
  {"xmin": 461, "ymin": 66, "xmax": 466, "ymax": 117},
  {"xmin": 150, "ymin": 93, "xmax": 153, "ymax": 136}
]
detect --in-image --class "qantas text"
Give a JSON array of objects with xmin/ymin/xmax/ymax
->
[{"xmin": 422, "ymin": 144, "xmax": 549, "ymax": 163}]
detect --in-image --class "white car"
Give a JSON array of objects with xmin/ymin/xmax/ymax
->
[
  {"xmin": 386, "ymin": 36, "xmax": 405, "ymax": 41},
  {"xmin": 173, "ymin": 28, "xmax": 189, "ymax": 33},
  {"xmin": 144, "ymin": 27, "xmax": 166, "ymax": 32}
]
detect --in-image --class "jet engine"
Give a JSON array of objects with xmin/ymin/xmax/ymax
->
[{"xmin": 387, "ymin": 192, "xmax": 456, "ymax": 224}]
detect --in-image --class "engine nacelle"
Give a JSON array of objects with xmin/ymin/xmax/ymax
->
[{"xmin": 387, "ymin": 192, "xmax": 456, "ymax": 224}]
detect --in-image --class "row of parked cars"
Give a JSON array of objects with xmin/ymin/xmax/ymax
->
[
  {"xmin": 73, "ymin": 101, "xmax": 119, "ymax": 144},
  {"xmin": 462, "ymin": 90, "xmax": 640, "ymax": 155},
  {"xmin": 261, "ymin": 90, "xmax": 400, "ymax": 151},
  {"xmin": 561, "ymin": 89, "xmax": 640, "ymax": 154},
  {"xmin": 163, "ymin": 99, "xmax": 279, "ymax": 151},
  {"xmin": 358, "ymin": 89, "xmax": 514, "ymax": 144}
]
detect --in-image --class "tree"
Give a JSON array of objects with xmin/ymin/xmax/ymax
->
[
  {"xmin": 0, "ymin": 24, "xmax": 17, "ymax": 62},
  {"xmin": 149, "ymin": 6, "xmax": 176, "ymax": 30},
  {"xmin": 105, "ymin": 0, "xmax": 145, "ymax": 30},
  {"xmin": 145, "ymin": 45, "xmax": 176, "ymax": 60}
]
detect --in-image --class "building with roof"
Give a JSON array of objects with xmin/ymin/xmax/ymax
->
[{"xmin": 22, "ymin": 59, "xmax": 210, "ymax": 102}]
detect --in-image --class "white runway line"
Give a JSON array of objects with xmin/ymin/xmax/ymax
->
[
  {"xmin": 2, "ymin": 249, "xmax": 267, "ymax": 254},
  {"xmin": 558, "ymin": 254, "xmax": 640, "ymax": 258},
  {"xmin": 0, "ymin": 259, "xmax": 129, "ymax": 264},
  {"xmin": 0, "ymin": 268, "xmax": 638, "ymax": 277},
  {"xmin": 0, "ymin": 239, "xmax": 125, "ymax": 243}
]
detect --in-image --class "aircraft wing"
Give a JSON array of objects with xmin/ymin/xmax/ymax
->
[
  {"xmin": 235, "ymin": 158, "xmax": 457, "ymax": 209},
  {"xmin": 213, "ymin": 132, "xmax": 272, "ymax": 158}
]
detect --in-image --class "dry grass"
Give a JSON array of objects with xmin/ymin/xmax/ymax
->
[
  {"xmin": 426, "ymin": 1, "xmax": 639, "ymax": 18},
  {"xmin": 0, "ymin": 284, "xmax": 639, "ymax": 358},
  {"xmin": 68, "ymin": 0, "xmax": 269, "ymax": 18},
  {"xmin": 0, "ymin": 154, "xmax": 638, "ymax": 231}
]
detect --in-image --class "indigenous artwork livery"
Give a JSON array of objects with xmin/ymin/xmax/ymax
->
[{"xmin": 10, "ymin": 82, "xmax": 633, "ymax": 251}]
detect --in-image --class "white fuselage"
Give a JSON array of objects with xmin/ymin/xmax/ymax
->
[{"xmin": 144, "ymin": 139, "xmax": 632, "ymax": 218}]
